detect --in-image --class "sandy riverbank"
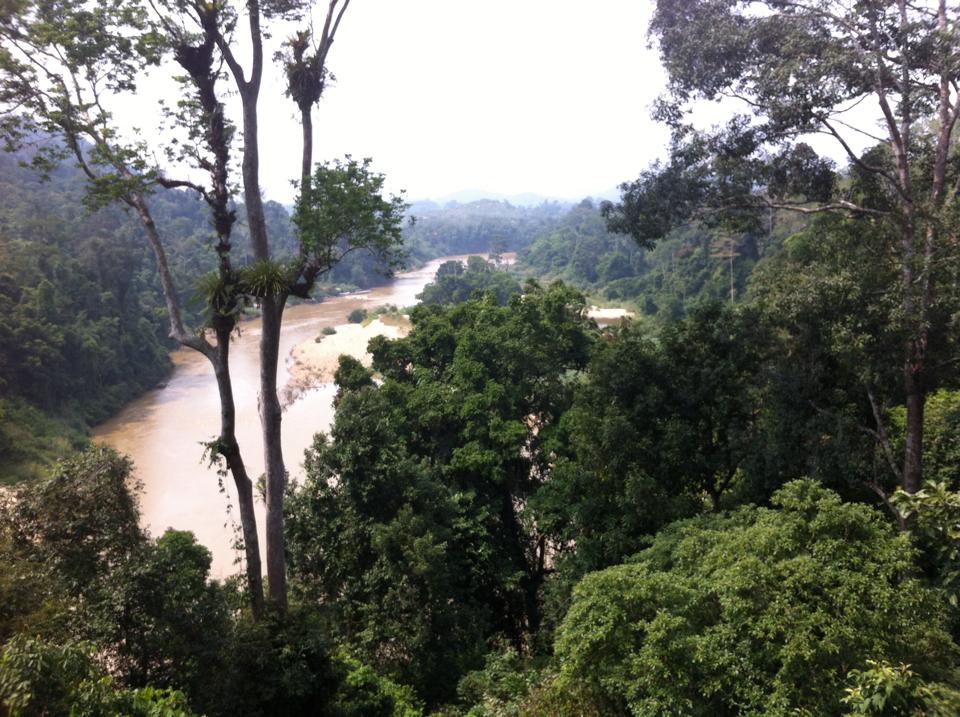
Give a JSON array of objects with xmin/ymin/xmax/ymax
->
[
  {"xmin": 587, "ymin": 306, "xmax": 635, "ymax": 323},
  {"xmin": 282, "ymin": 316, "xmax": 412, "ymax": 407}
]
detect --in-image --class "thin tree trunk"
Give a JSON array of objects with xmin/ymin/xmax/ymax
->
[
  {"xmin": 130, "ymin": 195, "xmax": 201, "ymax": 350},
  {"xmin": 902, "ymin": 369, "xmax": 925, "ymax": 494},
  {"xmin": 226, "ymin": 2, "xmax": 289, "ymax": 611},
  {"xmin": 168, "ymin": 4, "xmax": 270, "ymax": 617},
  {"xmin": 259, "ymin": 295, "xmax": 288, "ymax": 610},
  {"xmin": 241, "ymin": 101, "xmax": 269, "ymax": 260},
  {"xmin": 301, "ymin": 107, "xmax": 312, "ymax": 188},
  {"xmin": 213, "ymin": 333, "xmax": 266, "ymax": 619},
  {"xmin": 899, "ymin": 0, "xmax": 954, "ymax": 495},
  {"xmin": 223, "ymin": 0, "xmax": 353, "ymax": 613},
  {"xmin": 898, "ymin": 222, "xmax": 924, "ymax": 495}
]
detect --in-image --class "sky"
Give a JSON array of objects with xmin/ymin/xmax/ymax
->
[
  {"xmin": 180, "ymin": 0, "xmax": 671, "ymax": 204},
  {"xmin": 114, "ymin": 0, "xmax": 879, "ymax": 206}
]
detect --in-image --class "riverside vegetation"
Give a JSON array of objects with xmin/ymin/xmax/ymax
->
[{"xmin": 4, "ymin": 0, "xmax": 960, "ymax": 715}]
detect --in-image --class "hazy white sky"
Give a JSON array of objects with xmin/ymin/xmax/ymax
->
[
  {"xmin": 248, "ymin": 0, "xmax": 671, "ymax": 203},
  {"xmin": 116, "ymin": 0, "xmax": 877, "ymax": 205}
]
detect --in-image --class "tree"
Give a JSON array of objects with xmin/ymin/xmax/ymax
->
[
  {"xmin": 418, "ymin": 256, "xmax": 521, "ymax": 306},
  {"xmin": 747, "ymin": 214, "xmax": 916, "ymax": 511},
  {"xmin": 0, "ymin": 447, "xmax": 239, "ymax": 711},
  {"xmin": 152, "ymin": 0, "xmax": 368, "ymax": 615},
  {"xmin": 553, "ymin": 480, "xmax": 960, "ymax": 715},
  {"xmin": 0, "ymin": 0, "xmax": 256, "ymax": 616},
  {"xmin": 96, "ymin": 529, "xmax": 230, "ymax": 701},
  {"xmin": 530, "ymin": 324, "xmax": 690, "ymax": 586},
  {"xmin": 0, "ymin": 0, "xmax": 403, "ymax": 615},
  {"xmin": 657, "ymin": 302, "xmax": 771, "ymax": 510},
  {"xmin": 530, "ymin": 302, "xmax": 770, "ymax": 637},
  {"xmin": 605, "ymin": 0, "xmax": 960, "ymax": 496},
  {"xmin": 2, "ymin": 447, "xmax": 144, "ymax": 599},
  {"xmin": 286, "ymin": 282, "xmax": 595, "ymax": 705}
]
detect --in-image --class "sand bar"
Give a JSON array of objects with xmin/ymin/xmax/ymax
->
[
  {"xmin": 588, "ymin": 306, "xmax": 635, "ymax": 323},
  {"xmin": 282, "ymin": 317, "xmax": 411, "ymax": 406}
]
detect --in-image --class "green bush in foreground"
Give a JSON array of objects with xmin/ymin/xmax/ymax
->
[
  {"xmin": 554, "ymin": 480, "xmax": 959, "ymax": 716},
  {"xmin": 0, "ymin": 636, "xmax": 195, "ymax": 717},
  {"xmin": 841, "ymin": 660, "xmax": 960, "ymax": 716}
]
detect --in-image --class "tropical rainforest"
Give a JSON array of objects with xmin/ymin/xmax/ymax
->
[{"xmin": 4, "ymin": 0, "xmax": 960, "ymax": 716}]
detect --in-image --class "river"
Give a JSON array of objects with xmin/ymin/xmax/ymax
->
[{"xmin": 93, "ymin": 256, "xmax": 481, "ymax": 577}]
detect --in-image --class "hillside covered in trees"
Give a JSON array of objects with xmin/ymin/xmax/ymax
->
[{"xmin": 0, "ymin": 146, "xmax": 557, "ymax": 482}]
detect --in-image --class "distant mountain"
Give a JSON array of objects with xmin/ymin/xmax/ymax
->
[
  {"xmin": 413, "ymin": 187, "xmax": 624, "ymax": 208},
  {"xmin": 429, "ymin": 189, "xmax": 574, "ymax": 207}
]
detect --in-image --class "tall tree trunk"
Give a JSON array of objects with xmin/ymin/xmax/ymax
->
[
  {"xmin": 241, "ymin": 101, "xmax": 269, "ymax": 259},
  {"xmin": 899, "ymin": 226, "xmax": 925, "ymax": 495},
  {"xmin": 220, "ymin": 0, "xmax": 352, "ymax": 613},
  {"xmin": 902, "ymin": 366, "xmax": 925, "ymax": 494},
  {"xmin": 223, "ymin": 0, "xmax": 289, "ymax": 612},
  {"xmin": 901, "ymin": 0, "xmax": 954, "ymax": 494},
  {"xmin": 213, "ymin": 331, "xmax": 266, "ymax": 619},
  {"xmin": 301, "ymin": 107, "xmax": 312, "ymax": 188},
  {"xmin": 259, "ymin": 295, "xmax": 288, "ymax": 610}
]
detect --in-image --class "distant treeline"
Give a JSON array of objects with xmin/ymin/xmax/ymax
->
[
  {"xmin": 404, "ymin": 199, "xmax": 567, "ymax": 258},
  {"xmin": 518, "ymin": 197, "xmax": 810, "ymax": 319}
]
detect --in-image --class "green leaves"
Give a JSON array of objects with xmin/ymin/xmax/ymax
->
[
  {"xmin": 0, "ymin": 636, "xmax": 198, "ymax": 717},
  {"xmin": 419, "ymin": 256, "xmax": 521, "ymax": 306},
  {"xmin": 238, "ymin": 258, "xmax": 288, "ymax": 299},
  {"xmin": 287, "ymin": 282, "xmax": 596, "ymax": 707},
  {"xmin": 294, "ymin": 157, "xmax": 407, "ymax": 278},
  {"xmin": 842, "ymin": 660, "xmax": 960, "ymax": 716},
  {"xmin": 0, "ymin": 0, "xmax": 164, "ymax": 196},
  {"xmin": 555, "ymin": 481, "xmax": 959, "ymax": 715}
]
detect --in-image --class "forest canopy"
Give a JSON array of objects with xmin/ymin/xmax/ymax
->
[{"xmin": 4, "ymin": 0, "xmax": 960, "ymax": 714}]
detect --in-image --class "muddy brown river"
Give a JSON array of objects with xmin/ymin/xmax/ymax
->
[{"xmin": 93, "ymin": 256, "xmax": 480, "ymax": 577}]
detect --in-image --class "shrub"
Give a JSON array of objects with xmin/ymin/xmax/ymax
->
[{"xmin": 347, "ymin": 308, "xmax": 368, "ymax": 324}]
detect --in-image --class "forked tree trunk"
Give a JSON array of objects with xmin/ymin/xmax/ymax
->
[
  {"xmin": 232, "ymin": 36, "xmax": 290, "ymax": 613},
  {"xmin": 130, "ymin": 191, "xmax": 266, "ymax": 617}
]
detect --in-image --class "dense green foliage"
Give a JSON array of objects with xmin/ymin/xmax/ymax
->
[
  {"xmin": 418, "ymin": 256, "xmax": 521, "ymax": 306},
  {"xmin": 281, "ymin": 270, "xmax": 960, "ymax": 713},
  {"xmin": 555, "ymin": 480, "xmax": 957, "ymax": 715},
  {"xmin": 0, "ymin": 447, "xmax": 431, "ymax": 717},
  {"xmin": 286, "ymin": 282, "xmax": 593, "ymax": 706},
  {"xmin": 533, "ymin": 302, "xmax": 769, "ymax": 599},
  {"xmin": 519, "ymin": 197, "xmax": 808, "ymax": 319},
  {"xmin": 0, "ymin": 449, "xmax": 229, "ymax": 705},
  {"xmin": 0, "ymin": 636, "xmax": 197, "ymax": 717},
  {"xmin": 0, "ymin": 150, "xmax": 172, "ymax": 481},
  {"xmin": 521, "ymin": 198, "xmax": 649, "ymax": 295}
]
